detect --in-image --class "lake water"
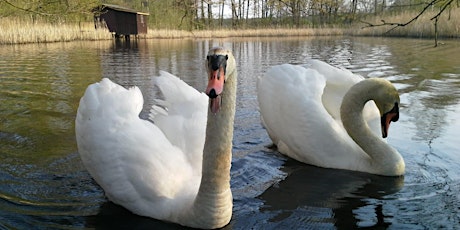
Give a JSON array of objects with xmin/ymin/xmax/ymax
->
[{"xmin": 0, "ymin": 37, "xmax": 459, "ymax": 229}]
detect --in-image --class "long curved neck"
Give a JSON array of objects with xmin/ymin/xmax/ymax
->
[
  {"xmin": 340, "ymin": 81, "xmax": 404, "ymax": 176},
  {"xmin": 186, "ymin": 69, "xmax": 237, "ymax": 228}
]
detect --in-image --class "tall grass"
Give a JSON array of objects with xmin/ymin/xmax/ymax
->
[
  {"xmin": 0, "ymin": 17, "xmax": 344, "ymax": 44},
  {"xmin": 350, "ymin": 8, "xmax": 460, "ymax": 38},
  {"xmin": 0, "ymin": 18, "xmax": 112, "ymax": 45},
  {"xmin": 1, "ymin": 7, "xmax": 459, "ymax": 45},
  {"xmin": 144, "ymin": 27, "xmax": 344, "ymax": 39}
]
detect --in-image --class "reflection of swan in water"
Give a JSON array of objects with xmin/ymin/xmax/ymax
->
[
  {"xmin": 92, "ymin": 202, "xmax": 190, "ymax": 230},
  {"xmin": 258, "ymin": 159, "xmax": 404, "ymax": 228}
]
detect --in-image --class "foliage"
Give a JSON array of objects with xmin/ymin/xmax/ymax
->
[
  {"xmin": 0, "ymin": 0, "xmax": 458, "ymax": 41},
  {"xmin": 0, "ymin": 0, "xmax": 99, "ymax": 23}
]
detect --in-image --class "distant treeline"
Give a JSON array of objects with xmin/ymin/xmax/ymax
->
[{"xmin": 0, "ymin": 0, "xmax": 457, "ymax": 30}]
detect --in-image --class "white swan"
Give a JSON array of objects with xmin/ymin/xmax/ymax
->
[
  {"xmin": 257, "ymin": 60, "xmax": 404, "ymax": 176},
  {"xmin": 75, "ymin": 47, "xmax": 237, "ymax": 229}
]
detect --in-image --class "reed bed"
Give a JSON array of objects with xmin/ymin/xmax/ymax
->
[
  {"xmin": 0, "ymin": 18, "xmax": 112, "ymax": 45},
  {"xmin": 144, "ymin": 27, "xmax": 345, "ymax": 39},
  {"xmin": 1, "ymin": 7, "xmax": 459, "ymax": 45},
  {"xmin": 350, "ymin": 8, "xmax": 460, "ymax": 38},
  {"xmin": 1, "ymin": 19, "xmax": 345, "ymax": 45}
]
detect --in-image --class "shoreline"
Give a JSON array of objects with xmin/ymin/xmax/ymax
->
[
  {"xmin": 2, "ymin": 27, "xmax": 458, "ymax": 46},
  {"xmin": 1, "ymin": 11, "xmax": 459, "ymax": 45}
]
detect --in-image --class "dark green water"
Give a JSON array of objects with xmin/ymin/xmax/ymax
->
[{"xmin": 0, "ymin": 37, "xmax": 459, "ymax": 229}]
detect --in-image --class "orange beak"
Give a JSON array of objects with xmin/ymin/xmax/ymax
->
[
  {"xmin": 205, "ymin": 67, "xmax": 225, "ymax": 113},
  {"xmin": 381, "ymin": 103, "xmax": 399, "ymax": 138}
]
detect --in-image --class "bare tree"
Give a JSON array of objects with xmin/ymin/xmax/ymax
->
[
  {"xmin": 278, "ymin": 0, "xmax": 309, "ymax": 27},
  {"xmin": 220, "ymin": 0, "xmax": 225, "ymax": 26},
  {"xmin": 207, "ymin": 0, "xmax": 213, "ymax": 27},
  {"xmin": 361, "ymin": 0, "xmax": 456, "ymax": 46},
  {"xmin": 0, "ymin": 0, "xmax": 99, "ymax": 20},
  {"xmin": 231, "ymin": 0, "xmax": 239, "ymax": 27},
  {"xmin": 350, "ymin": 0, "xmax": 358, "ymax": 20},
  {"xmin": 246, "ymin": 0, "xmax": 250, "ymax": 21}
]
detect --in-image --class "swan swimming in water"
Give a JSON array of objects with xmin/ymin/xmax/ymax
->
[
  {"xmin": 75, "ymin": 47, "xmax": 237, "ymax": 228},
  {"xmin": 257, "ymin": 60, "xmax": 404, "ymax": 176}
]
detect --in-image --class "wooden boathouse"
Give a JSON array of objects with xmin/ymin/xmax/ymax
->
[{"xmin": 94, "ymin": 4, "xmax": 149, "ymax": 38}]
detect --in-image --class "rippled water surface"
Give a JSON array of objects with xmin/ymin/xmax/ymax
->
[{"xmin": 1, "ymin": 37, "xmax": 459, "ymax": 229}]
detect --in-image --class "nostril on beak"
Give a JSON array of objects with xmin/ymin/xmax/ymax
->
[{"xmin": 207, "ymin": 89, "xmax": 218, "ymax": 98}]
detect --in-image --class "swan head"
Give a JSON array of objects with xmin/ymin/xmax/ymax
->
[
  {"xmin": 205, "ymin": 47, "xmax": 235, "ymax": 113},
  {"xmin": 370, "ymin": 78, "xmax": 400, "ymax": 138}
]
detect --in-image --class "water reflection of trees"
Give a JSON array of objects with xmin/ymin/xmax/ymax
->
[
  {"xmin": 0, "ymin": 42, "xmax": 103, "ymax": 159},
  {"xmin": 385, "ymin": 40, "xmax": 460, "ymax": 152}
]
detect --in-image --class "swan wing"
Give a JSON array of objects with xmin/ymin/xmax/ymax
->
[
  {"xmin": 303, "ymin": 60, "xmax": 381, "ymax": 137},
  {"xmin": 149, "ymin": 71, "xmax": 208, "ymax": 170},
  {"xmin": 258, "ymin": 64, "xmax": 365, "ymax": 168},
  {"xmin": 303, "ymin": 59, "xmax": 361, "ymax": 119},
  {"xmin": 76, "ymin": 78, "xmax": 199, "ymax": 220}
]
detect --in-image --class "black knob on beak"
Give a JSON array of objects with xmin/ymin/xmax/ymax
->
[{"xmin": 207, "ymin": 89, "xmax": 218, "ymax": 98}]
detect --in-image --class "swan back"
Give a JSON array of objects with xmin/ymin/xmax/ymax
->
[
  {"xmin": 258, "ymin": 64, "xmax": 362, "ymax": 165},
  {"xmin": 303, "ymin": 60, "xmax": 360, "ymax": 118},
  {"xmin": 303, "ymin": 60, "xmax": 381, "ymax": 135}
]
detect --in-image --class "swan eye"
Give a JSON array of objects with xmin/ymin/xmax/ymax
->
[
  {"xmin": 207, "ymin": 54, "xmax": 228, "ymax": 77},
  {"xmin": 391, "ymin": 102, "xmax": 399, "ymax": 122}
]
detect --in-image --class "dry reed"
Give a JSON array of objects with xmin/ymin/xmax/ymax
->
[
  {"xmin": 0, "ymin": 17, "xmax": 345, "ymax": 44},
  {"xmin": 350, "ymin": 7, "xmax": 460, "ymax": 38},
  {"xmin": 0, "ymin": 18, "xmax": 112, "ymax": 45},
  {"xmin": 144, "ymin": 27, "xmax": 345, "ymax": 39},
  {"xmin": 1, "ymin": 7, "xmax": 459, "ymax": 45}
]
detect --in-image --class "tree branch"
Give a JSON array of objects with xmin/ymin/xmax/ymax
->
[
  {"xmin": 430, "ymin": 0, "xmax": 454, "ymax": 21},
  {"xmin": 361, "ymin": 0, "xmax": 439, "ymax": 30},
  {"xmin": 360, "ymin": 0, "xmax": 455, "ymax": 47},
  {"xmin": 0, "ymin": 0, "xmax": 53, "ymax": 16}
]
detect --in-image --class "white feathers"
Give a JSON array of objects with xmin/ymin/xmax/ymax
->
[
  {"xmin": 257, "ymin": 60, "xmax": 404, "ymax": 176},
  {"xmin": 76, "ymin": 75, "xmax": 206, "ymax": 222},
  {"xmin": 76, "ymin": 47, "xmax": 238, "ymax": 228}
]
